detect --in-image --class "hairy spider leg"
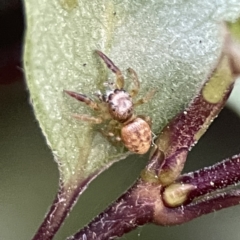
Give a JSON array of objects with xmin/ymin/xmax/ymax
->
[
  {"xmin": 64, "ymin": 90, "xmax": 99, "ymax": 111},
  {"xmin": 71, "ymin": 113, "xmax": 103, "ymax": 124},
  {"xmin": 98, "ymin": 119, "xmax": 122, "ymax": 142},
  {"xmin": 65, "ymin": 90, "xmax": 112, "ymax": 124},
  {"xmin": 65, "ymin": 90, "xmax": 103, "ymax": 124},
  {"xmin": 127, "ymin": 67, "xmax": 140, "ymax": 98},
  {"xmin": 96, "ymin": 50, "xmax": 125, "ymax": 89},
  {"xmin": 133, "ymin": 89, "xmax": 157, "ymax": 107},
  {"xmin": 99, "ymin": 129, "xmax": 122, "ymax": 142},
  {"xmin": 94, "ymin": 90, "xmax": 104, "ymax": 102}
]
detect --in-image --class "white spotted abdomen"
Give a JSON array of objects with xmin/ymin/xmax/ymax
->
[{"xmin": 121, "ymin": 117, "xmax": 151, "ymax": 154}]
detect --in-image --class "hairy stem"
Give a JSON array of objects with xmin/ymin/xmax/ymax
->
[
  {"xmin": 155, "ymin": 190, "xmax": 240, "ymax": 225},
  {"xmin": 67, "ymin": 180, "xmax": 240, "ymax": 240},
  {"xmin": 32, "ymin": 175, "xmax": 95, "ymax": 240},
  {"xmin": 143, "ymin": 53, "xmax": 235, "ymax": 186},
  {"xmin": 172, "ymin": 154, "xmax": 240, "ymax": 204},
  {"xmin": 67, "ymin": 181, "xmax": 161, "ymax": 240}
]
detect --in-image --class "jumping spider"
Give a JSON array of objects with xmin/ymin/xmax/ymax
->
[{"xmin": 65, "ymin": 50, "xmax": 156, "ymax": 154}]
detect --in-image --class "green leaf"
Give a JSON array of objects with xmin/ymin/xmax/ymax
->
[
  {"xmin": 24, "ymin": 0, "xmax": 240, "ymax": 184},
  {"xmin": 227, "ymin": 18, "xmax": 240, "ymax": 40},
  {"xmin": 226, "ymin": 18, "xmax": 240, "ymax": 117}
]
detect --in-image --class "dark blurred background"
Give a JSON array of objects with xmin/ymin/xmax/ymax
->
[
  {"xmin": 1, "ymin": 1, "xmax": 240, "ymax": 240},
  {"xmin": 0, "ymin": 0, "xmax": 24, "ymax": 85}
]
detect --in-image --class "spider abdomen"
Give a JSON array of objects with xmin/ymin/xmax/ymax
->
[{"xmin": 121, "ymin": 117, "xmax": 151, "ymax": 154}]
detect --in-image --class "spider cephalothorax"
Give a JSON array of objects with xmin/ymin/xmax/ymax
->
[
  {"xmin": 65, "ymin": 50, "xmax": 155, "ymax": 154},
  {"xmin": 107, "ymin": 89, "xmax": 133, "ymax": 122}
]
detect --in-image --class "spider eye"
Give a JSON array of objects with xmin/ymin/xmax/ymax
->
[
  {"xmin": 108, "ymin": 94, "xmax": 114, "ymax": 101},
  {"xmin": 114, "ymin": 89, "xmax": 121, "ymax": 93}
]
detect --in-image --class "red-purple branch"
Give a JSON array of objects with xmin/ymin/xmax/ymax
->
[
  {"xmin": 68, "ymin": 176, "xmax": 240, "ymax": 240},
  {"xmin": 32, "ymin": 175, "xmax": 97, "ymax": 240},
  {"xmin": 67, "ymin": 152, "xmax": 240, "ymax": 239},
  {"xmin": 67, "ymin": 181, "xmax": 160, "ymax": 240},
  {"xmin": 174, "ymin": 154, "xmax": 240, "ymax": 204},
  {"xmin": 159, "ymin": 190, "xmax": 240, "ymax": 225},
  {"xmin": 144, "ymin": 53, "xmax": 235, "ymax": 186}
]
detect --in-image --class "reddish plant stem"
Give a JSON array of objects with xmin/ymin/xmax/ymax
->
[
  {"xmin": 32, "ymin": 188, "xmax": 71, "ymax": 240},
  {"xmin": 156, "ymin": 190, "xmax": 240, "ymax": 225},
  {"xmin": 145, "ymin": 54, "xmax": 235, "ymax": 185},
  {"xmin": 32, "ymin": 175, "xmax": 95, "ymax": 240},
  {"xmin": 175, "ymin": 154, "xmax": 240, "ymax": 204},
  {"xmin": 67, "ymin": 181, "xmax": 161, "ymax": 240},
  {"xmin": 158, "ymin": 79, "xmax": 233, "ymax": 157},
  {"xmin": 67, "ymin": 179, "xmax": 240, "ymax": 240}
]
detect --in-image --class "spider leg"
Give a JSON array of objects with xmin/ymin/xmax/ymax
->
[
  {"xmin": 127, "ymin": 67, "xmax": 140, "ymax": 98},
  {"xmin": 133, "ymin": 89, "xmax": 157, "ymax": 107},
  {"xmin": 72, "ymin": 114, "xmax": 103, "ymax": 124},
  {"xmin": 98, "ymin": 119, "xmax": 122, "ymax": 142},
  {"xmin": 94, "ymin": 90, "xmax": 104, "ymax": 102},
  {"xmin": 96, "ymin": 50, "xmax": 124, "ymax": 89},
  {"xmin": 64, "ymin": 90, "xmax": 99, "ymax": 111},
  {"xmin": 99, "ymin": 129, "xmax": 122, "ymax": 143}
]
